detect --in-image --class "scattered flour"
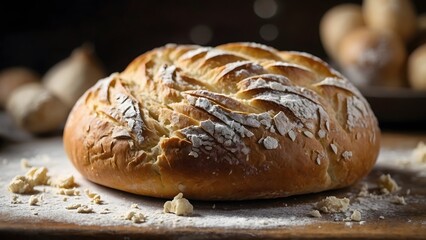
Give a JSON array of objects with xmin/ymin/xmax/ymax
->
[
  {"xmin": 131, "ymin": 203, "xmax": 139, "ymax": 209},
  {"xmin": 1, "ymin": 135, "xmax": 422, "ymax": 231},
  {"xmin": 263, "ymin": 136, "xmax": 279, "ymax": 149}
]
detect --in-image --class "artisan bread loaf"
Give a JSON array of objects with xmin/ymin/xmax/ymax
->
[{"xmin": 63, "ymin": 43, "xmax": 380, "ymax": 200}]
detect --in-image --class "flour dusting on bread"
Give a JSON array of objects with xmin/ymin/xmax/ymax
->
[{"xmin": 63, "ymin": 42, "xmax": 380, "ymax": 200}]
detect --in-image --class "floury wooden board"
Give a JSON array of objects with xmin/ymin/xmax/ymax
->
[{"xmin": 0, "ymin": 132, "xmax": 425, "ymax": 239}]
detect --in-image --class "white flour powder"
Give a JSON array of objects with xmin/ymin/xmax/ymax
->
[{"xmin": 0, "ymin": 137, "xmax": 424, "ymax": 229}]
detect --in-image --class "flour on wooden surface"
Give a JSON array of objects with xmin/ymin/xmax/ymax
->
[{"xmin": 1, "ymin": 136, "xmax": 423, "ymax": 230}]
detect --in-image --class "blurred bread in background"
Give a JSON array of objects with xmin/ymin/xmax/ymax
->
[
  {"xmin": 43, "ymin": 44, "xmax": 105, "ymax": 108},
  {"xmin": 0, "ymin": 44, "xmax": 105, "ymax": 135},
  {"xmin": 320, "ymin": 0, "xmax": 426, "ymax": 90},
  {"xmin": 363, "ymin": 0, "xmax": 417, "ymax": 43},
  {"xmin": 338, "ymin": 28, "xmax": 406, "ymax": 87},
  {"xmin": 320, "ymin": 4, "xmax": 364, "ymax": 62},
  {"xmin": 0, "ymin": 68, "xmax": 40, "ymax": 109},
  {"xmin": 6, "ymin": 82, "xmax": 69, "ymax": 134},
  {"xmin": 408, "ymin": 43, "xmax": 426, "ymax": 90}
]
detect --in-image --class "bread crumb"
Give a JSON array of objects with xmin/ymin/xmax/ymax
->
[
  {"xmin": 391, "ymin": 195, "xmax": 407, "ymax": 205},
  {"xmin": 124, "ymin": 211, "xmax": 146, "ymax": 223},
  {"xmin": 49, "ymin": 175, "xmax": 76, "ymax": 189},
  {"xmin": 77, "ymin": 205, "xmax": 94, "ymax": 213},
  {"xmin": 309, "ymin": 210, "xmax": 322, "ymax": 218},
  {"xmin": 66, "ymin": 204, "xmax": 82, "ymax": 210},
  {"xmin": 411, "ymin": 141, "xmax": 426, "ymax": 163},
  {"xmin": 163, "ymin": 193, "xmax": 193, "ymax": 216},
  {"xmin": 358, "ymin": 183, "xmax": 369, "ymax": 197},
  {"xmin": 316, "ymin": 196, "xmax": 350, "ymax": 213},
  {"xmin": 25, "ymin": 167, "xmax": 49, "ymax": 185},
  {"xmin": 378, "ymin": 174, "xmax": 400, "ymax": 193},
  {"xmin": 20, "ymin": 158, "xmax": 32, "ymax": 169},
  {"xmin": 8, "ymin": 176, "xmax": 34, "ymax": 194},
  {"xmin": 131, "ymin": 203, "xmax": 139, "ymax": 209},
  {"xmin": 100, "ymin": 208, "xmax": 111, "ymax": 214},
  {"xmin": 84, "ymin": 189, "xmax": 102, "ymax": 204},
  {"xmin": 28, "ymin": 195, "xmax": 40, "ymax": 206},
  {"xmin": 63, "ymin": 197, "xmax": 68, "ymax": 202},
  {"xmin": 350, "ymin": 210, "xmax": 361, "ymax": 222},
  {"xmin": 58, "ymin": 188, "xmax": 80, "ymax": 196},
  {"xmin": 11, "ymin": 195, "xmax": 22, "ymax": 204}
]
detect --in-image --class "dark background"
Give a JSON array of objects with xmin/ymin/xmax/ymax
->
[{"xmin": 1, "ymin": 0, "xmax": 425, "ymax": 75}]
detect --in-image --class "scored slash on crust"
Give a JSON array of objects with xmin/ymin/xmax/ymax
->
[{"xmin": 64, "ymin": 42, "xmax": 380, "ymax": 200}]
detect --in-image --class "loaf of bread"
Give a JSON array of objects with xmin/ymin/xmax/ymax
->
[{"xmin": 63, "ymin": 43, "xmax": 380, "ymax": 200}]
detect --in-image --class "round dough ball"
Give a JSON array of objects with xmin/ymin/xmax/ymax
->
[
  {"xmin": 338, "ymin": 28, "xmax": 406, "ymax": 87},
  {"xmin": 320, "ymin": 4, "xmax": 364, "ymax": 62},
  {"xmin": 0, "ymin": 68, "xmax": 39, "ymax": 108},
  {"xmin": 408, "ymin": 44, "xmax": 426, "ymax": 90},
  {"xmin": 363, "ymin": 0, "xmax": 417, "ymax": 42},
  {"xmin": 64, "ymin": 43, "xmax": 380, "ymax": 200}
]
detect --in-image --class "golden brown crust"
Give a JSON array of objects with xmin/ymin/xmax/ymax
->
[{"xmin": 63, "ymin": 42, "xmax": 380, "ymax": 200}]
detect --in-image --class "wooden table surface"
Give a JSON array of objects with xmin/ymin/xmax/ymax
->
[{"xmin": 0, "ymin": 131, "xmax": 425, "ymax": 239}]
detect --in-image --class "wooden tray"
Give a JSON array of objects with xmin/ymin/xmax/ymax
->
[
  {"xmin": 0, "ymin": 133, "xmax": 425, "ymax": 239},
  {"xmin": 360, "ymin": 86, "xmax": 426, "ymax": 124}
]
